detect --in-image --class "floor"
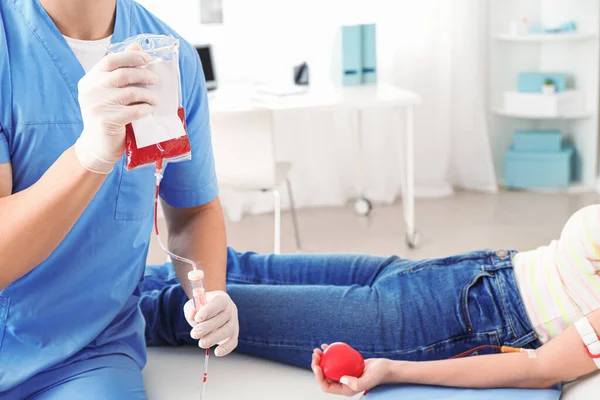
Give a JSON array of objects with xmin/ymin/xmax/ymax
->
[{"xmin": 144, "ymin": 190, "xmax": 600, "ymax": 400}]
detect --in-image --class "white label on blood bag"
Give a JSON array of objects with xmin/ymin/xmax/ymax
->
[{"xmin": 132, "ymin": 60, "xmax": 186, "ymax": 149}]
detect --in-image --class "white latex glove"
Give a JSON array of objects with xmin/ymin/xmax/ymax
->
[
  {"xmin": 184, "ymin": 291, "xmax": 239, "ymax": 357},
  {"xmin": 74, "ymin": 46, "xmax": 160, "ymax": 174}
]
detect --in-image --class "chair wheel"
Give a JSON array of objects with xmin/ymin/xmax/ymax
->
[
  {"xmin": 406, "ymin": 231, "xmax": 421, "ymax": 249},
  {"xmin": 354, "ymin": 198, "xmax": 372, "ymax": 216}
]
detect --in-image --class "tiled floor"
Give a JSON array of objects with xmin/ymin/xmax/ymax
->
[{"xmin": 144, "ymin": 190, "xmax": 599, "ymax": 400}]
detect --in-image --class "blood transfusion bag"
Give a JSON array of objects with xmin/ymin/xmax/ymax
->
[
  {"xmin": 108, "ymin": 34, "xmax": 191, "ymax": 170},
  {"xmin": 125, "ymin": 107, "xmax": 190, "ymax": 170}
]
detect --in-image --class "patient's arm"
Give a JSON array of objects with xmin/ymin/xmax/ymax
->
[
  {"xmin": 313, "ymin": 309, "xmax": 600, "ymax": 395},
  {"xmin": 389, "ymin": 308, "xmax": 600, "ymax": 389}
]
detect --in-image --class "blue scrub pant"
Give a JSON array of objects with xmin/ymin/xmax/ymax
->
[
  {"xmin": 0, "ymin": 354, "xmax": 145, "ymax": 400},
  {"xmin": 142, "ymin": 247, "xmax": 541, "ymax": 369}
]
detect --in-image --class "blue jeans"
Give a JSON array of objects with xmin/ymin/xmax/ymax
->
[{"xmin": 141, "ymin": 248, "xmax": 541, "ymax": 369}]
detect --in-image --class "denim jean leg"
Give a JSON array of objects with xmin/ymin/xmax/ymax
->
[
  {"xmin": 139, "ymin": 249, "xmax": 538, "ymax": 369},
  {"xmin": 141, "ymin": 263, "xmax": 195, "ymax": 346},
  {"xmin": 226, "ymin": 247, "xmax": 398, "ymax": 287},
  {"xmin": 232, "ymin": 251, "xmax": 512, "ymax": 368}
]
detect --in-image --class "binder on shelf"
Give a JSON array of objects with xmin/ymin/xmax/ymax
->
[
  {"xmin": 361, "ymin": 24, "xmax": 377, "ymax": 84},
  {"xmin": 340, "ymin": 25, "xmax": 363, "ymax": 86}
]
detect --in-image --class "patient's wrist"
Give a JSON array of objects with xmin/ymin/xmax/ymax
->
[{"xmin": 383, "ymin": 359, "xmax": 411, "ymax": 384}]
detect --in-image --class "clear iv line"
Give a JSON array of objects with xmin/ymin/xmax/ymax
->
[
  {"xmin": 153, "ymin": 171, "xmax": 197, "ymax": 271},
  {"xmin": 154, "ymin": 161, "xmax": 210, "ymax": 400}
]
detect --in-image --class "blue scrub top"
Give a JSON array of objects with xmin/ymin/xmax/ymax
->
[{"xmin": 0, "ymin": 0, "xmax": 218, "ymax": 390}]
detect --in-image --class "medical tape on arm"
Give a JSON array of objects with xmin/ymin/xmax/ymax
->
[{"xmin": 574, "ymin": 316, "xmax": 600, "ymax": 369}]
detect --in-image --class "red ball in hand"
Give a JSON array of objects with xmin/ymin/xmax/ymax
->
[{"xmin": 319, "ymin": 342, "xmax": 365, "ymax": 382}]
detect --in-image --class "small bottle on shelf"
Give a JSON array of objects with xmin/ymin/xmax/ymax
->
[
  {"xmin": 509, "ymin": 18, "xmax": 529, "ymax": 36},
  {"xmin": 519, "ymin": 18, "xmax": 529, "ymax": 35}
]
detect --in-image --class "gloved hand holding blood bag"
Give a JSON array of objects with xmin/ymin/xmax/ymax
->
[{"xmin": 107, "ymin": 34, "xmax": 191, "ymax": 170}]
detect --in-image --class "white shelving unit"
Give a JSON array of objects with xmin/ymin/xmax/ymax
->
[
  {"xmin": 495, "ymin": 32, "xmax": 598, "ymax": 42},
  {"xmin": 493, "ymin": 109, "xmax": 595, "ymax": 120},
  {"xmin": 489, "ymin": 0, "xmax": 600, "ymax": 190}
]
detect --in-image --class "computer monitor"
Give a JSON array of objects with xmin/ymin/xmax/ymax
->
[{"xmin": 195, "ymin": 45, "xmax": 217, "ymax": 90}]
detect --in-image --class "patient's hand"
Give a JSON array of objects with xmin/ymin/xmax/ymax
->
[{"xmin": 312, "ymin": 344, "xmax": 392, "ymax": 396}]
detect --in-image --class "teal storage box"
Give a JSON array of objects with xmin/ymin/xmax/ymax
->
[
  {"xmin": 518, "ymin": 72, "xmax": 568, "ymax": 93},
  {"xmin": 504, "ymin": 146, "xmax": 573, "ymax": 189},
  {"xmin": 513, "ymin": 130, "xmax": 562, "ymax": 152},
  {"xmin": 361, "ymin": 24, "xmax": 377, "ymax": 84},
  {"xmin": 340, "ymin": 25, "xmax": 363, "ymax": 86}
]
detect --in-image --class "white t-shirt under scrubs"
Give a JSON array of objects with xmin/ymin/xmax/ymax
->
[{"xmin": 63, "ymin": 35, "xmax": 112, "ymax": 73}]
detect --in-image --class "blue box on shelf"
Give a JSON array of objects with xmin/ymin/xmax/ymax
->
[
  {"xmin": 504, "ymin": 146, "xmax": 573, "ymax": 189},
  {"xmin": 518, "ymin": 72, "xmax": 569, "ymax": 93},
  {"xmin": 513, "ymin": 130, "xmax": 562, "ymax": 152}
]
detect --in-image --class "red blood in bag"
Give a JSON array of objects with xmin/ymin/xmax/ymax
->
[
  {"xmin": 320, "ymin": 342, "xmax": 365, "ymax": 382},
  {"xmin": 124, "ymin": 107, "xmax": 191, "ymax": 170}
]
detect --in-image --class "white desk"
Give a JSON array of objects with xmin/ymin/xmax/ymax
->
[{"xmin": 209, "ymin": 83, "xmax": 422, "ymax": 247}]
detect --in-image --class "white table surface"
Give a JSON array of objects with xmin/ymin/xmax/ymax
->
[{"xmin": 208, "ymin": 82, "xmax": 421, "ymax": 114}]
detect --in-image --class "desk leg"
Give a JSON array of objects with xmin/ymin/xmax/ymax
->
[
  {"xmin": 354, "ymin": 108, "xmax": 372, "ymax": 216},
  {"xmin": 404, "ymin": 105, "xmax": 419, "ymax": 248},
  {"xmin": 273, "ymin": 188, "xmax": 281, "ymax": 254}
]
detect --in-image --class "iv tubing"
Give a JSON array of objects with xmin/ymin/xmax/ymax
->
[
  {"xmin": 153, "ymin": 168, "xmax": 197, "ymax": 271},
  {"xmin": 153, "ymin": 160, "xmax": 210, "ymax": 400}
]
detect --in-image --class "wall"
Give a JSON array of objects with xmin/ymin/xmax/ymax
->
[
  {"xmin": 135, "ymin": 0, "xmax": 471, "ymax": 195},
  {"xmin": 136, "ymin": 0, "xmax": 432, "ymax": 85},
  {"xmin": 540, "ymin": 0, "xmax": 600, "ymax": 187}
]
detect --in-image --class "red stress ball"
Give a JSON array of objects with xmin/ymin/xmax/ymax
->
[{"xmin": 320, "ymin": 342, "xmax": 365, "ymax": 382}]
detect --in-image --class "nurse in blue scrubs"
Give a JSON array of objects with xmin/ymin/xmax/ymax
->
[{"xmin": 0, "ymin": 0, "xmax": 238, "ymax": 398}]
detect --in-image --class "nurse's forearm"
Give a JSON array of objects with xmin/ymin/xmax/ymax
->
[
  {"xmin": 162, "ymin": 197, "xmax": 227, "ymax": 297},
  {"xmin": 0, "ymin": 147, "xmax": 106, "ymax": 289}
]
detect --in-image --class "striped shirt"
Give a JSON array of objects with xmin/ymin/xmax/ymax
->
[{"xmin": 513, "ymin": 205, "xmax": 600, "ymax": 343}]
